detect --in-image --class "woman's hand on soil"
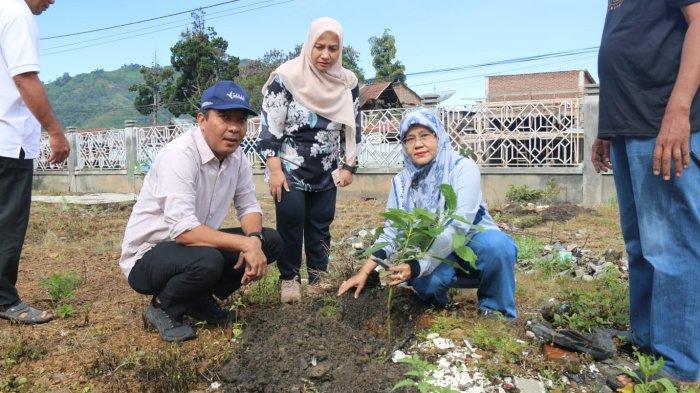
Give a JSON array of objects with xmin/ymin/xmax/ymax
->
[
  {"xmin": 388, "ymin": 264, "xmax": 411, "ymax": 286},
  {"xmin": 337, "ymin": 272, "xmax": 368, "ymax": 299},
  {"xmin": 337, "ymin": 169, "xmax": 353, "ymax": 187},
  {"xmin": 268, "ymin": 169, "xmax": 289, "ymax": 202}
]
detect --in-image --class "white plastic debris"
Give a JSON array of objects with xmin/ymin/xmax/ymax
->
[
  {"xmin": 433, "ymin": 337, "xmax": 455, "ymax": 350},
  {"xmin": 391, "ymin": 350, "xmax": 408, "ymax": 363}
]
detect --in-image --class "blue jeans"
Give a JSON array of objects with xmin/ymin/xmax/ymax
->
[
  {"xmin": 611, "ymin": 133, "xmax": 700, "ymax": 382},
  {"xmin": 409, "ymin": 229, "xmax": 518, "ymax": 319}
]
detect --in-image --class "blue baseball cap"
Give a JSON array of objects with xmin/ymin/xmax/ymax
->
[{"xmin": 200, "ymin": 80, "xmax": 257, "ymax": 116}]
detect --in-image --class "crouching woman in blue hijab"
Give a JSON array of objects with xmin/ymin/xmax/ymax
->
[{"xmin": 338, "ymin": 108, "xmax": 518, "ymax": 319}]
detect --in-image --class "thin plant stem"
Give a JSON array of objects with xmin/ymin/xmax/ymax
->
[{"xmin": 387, "ymin": 285, "xmax": 394, "ymax": 342}]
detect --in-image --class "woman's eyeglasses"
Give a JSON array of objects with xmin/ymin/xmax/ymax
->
[{"xmin": 402, "ymin": 132, "xmax": 436, "ymax": 148}]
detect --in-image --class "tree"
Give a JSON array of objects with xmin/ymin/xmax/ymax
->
[
  {"xmin": 343, "ymin": 46, "xmax": 365, "ymax": 83},
  {"xmin": 237, "ymin": 49, "xmax": 289, "ymax": 112},
  {"xmin": 166, "ymin": 10, "xmax": 240, "ymax": 116},
  {"xmin": 129, "ymin": 60, "xmax": 174, "ymax": 124},
  {"xmin": 368, "ymin": 29, "xmax": 406, "ymax": 83}
]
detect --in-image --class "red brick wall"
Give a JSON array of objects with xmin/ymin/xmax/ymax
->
[{"xmin": 487, "ymin": 71, "xmax": 584, "ymax": 102}]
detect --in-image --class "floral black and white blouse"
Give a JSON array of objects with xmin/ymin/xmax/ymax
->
[{"xmin": 256, "ymin": 76, "xmax": 361, "ymax": 192}]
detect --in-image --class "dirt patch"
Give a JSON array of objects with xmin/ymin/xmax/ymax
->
[
  {"xmin": 496, "ymin": 203, "xmax": 593, "ymax": 224},
  {"xmin": 219, "ymin": 282, "xmax": 424, "ymax": 392}
]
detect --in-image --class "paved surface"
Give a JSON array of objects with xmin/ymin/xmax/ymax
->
[{"xmin": 32, "ymin": 193, "xmax": 136, "ymax": 204}]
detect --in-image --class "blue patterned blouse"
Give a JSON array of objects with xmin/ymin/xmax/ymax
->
[{"xmin": 256, "ymin": 76, "xmax": 361, "ymax": 192}]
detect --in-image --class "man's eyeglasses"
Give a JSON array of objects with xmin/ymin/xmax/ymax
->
[{"xmin": 402, "ymin": 132, "xmax": 436, "ymax": 148}]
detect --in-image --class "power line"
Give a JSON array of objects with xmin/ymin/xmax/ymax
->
[
  {"xmin": 43, "ymin": 0, "xmax": 277, "ymax": 52},
  {"xmin": 409, "ymin": 53, "xmax": 598, "ymax": 88},
  {"xmin": 42, "ymin": 0, "xmax": 247, "ymax": 40},
  {"xmin": 398, "ymin": 46, "xmax": 599, "ymax": 79},
  {"xmin": 42, "ymin": 0, "xmax": 295, "ymax": 56}
]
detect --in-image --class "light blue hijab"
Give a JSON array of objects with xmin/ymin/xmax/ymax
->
[{"xmin": 396, "ymin": 107, "xmax": 463, "ymax": 211}]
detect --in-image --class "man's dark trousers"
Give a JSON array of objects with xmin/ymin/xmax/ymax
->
[
  {"xmin": 127, "ymin": 227, "xmax": 282, "ymax": 319},
  {"xmin": 0, "ymin": 152, "xmax": 33, "ymax": 307}
]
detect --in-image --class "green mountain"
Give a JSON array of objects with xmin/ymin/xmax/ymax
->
[{"xmin": 45, "ymin": 64, "xmax": 173, "ymax": 129}]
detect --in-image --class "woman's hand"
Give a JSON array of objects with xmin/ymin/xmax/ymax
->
[
  {"xmin": 338, "ymin": 257, "xmax": 377, "ymax": 298},
  {"xmin": 337, "ymin": 169, "xmax": 353, "ymax": 187},
  {"xmin": 337, "ymin": 272, "xmax": 369, "ymax": 298},
  {"xmin": 267, "ymin": 157, "xmax": 289, "ymax": 202},
  {"xmin": 388, "ymin": 264, "xmax": 412, "ymax": 286}
]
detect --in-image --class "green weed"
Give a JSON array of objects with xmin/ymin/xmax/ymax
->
[
  {"xmin": 618, "ymin": 351, "xmax": 683, "ymax": 393},
  {"xmin": 506, "ymin": 179, "xmax": 560, "ymax": 204},
  {"xmin": 552, "ymin": 269, "xmax": 628, "ymax": 332},
  {"xmin": 514, "ymin": 235, "xmax": 543, "ymax": 262},
  {"xmin": 40, "ymin": 271, "xmax": 81, "ymax": 318},
  {"xmin": 320, "ymin": 296, "xmax": 338, "ymax": 318},
  {"xmin": 246, "ymin": 267, "xmax": 280, "ymax": 305},
  {"xmin": 393, "ymin": 354, "xmax": 458, "ymax": 393}
]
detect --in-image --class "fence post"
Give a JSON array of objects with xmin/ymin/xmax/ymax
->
[
  {"xmin": 124, "ymin": 120, "xmax": 137, "ymax": 194},
  {"xmin": 66, "ymin": 126, "xmax": 78, "ymax": 192},
  {"xmin": 581, "ymin": 95, "xmax": 602, "ymax": 205}
]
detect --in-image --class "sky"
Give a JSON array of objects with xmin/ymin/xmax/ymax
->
[{"xmin": 35, "ymin": 0, "xmax": 607, "ymax": 106}]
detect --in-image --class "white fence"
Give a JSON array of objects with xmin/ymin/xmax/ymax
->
[{"xmin": 36, "ymin": 99, "xmax": 583, "ymax": 173}]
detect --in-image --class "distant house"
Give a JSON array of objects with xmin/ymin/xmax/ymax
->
[
  {"xmin": 485, "ymin": 70, "xmax": 597, "ymax": 102},
  {"xmin": 359, "ymin": 82, "xmax": 422, "ymax": 110}
]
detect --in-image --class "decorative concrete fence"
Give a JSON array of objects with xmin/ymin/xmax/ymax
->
[{"xmin": 33, "ymin": 97, "xmax": 614, "ymax": 205}]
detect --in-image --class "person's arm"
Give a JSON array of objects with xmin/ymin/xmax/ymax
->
[
  {"xmin": 337, "ymin": 176, "xmax": 401, "ymax": 298},
  {"xmin": 258, "ymin": 76, "xmax": 290, "ymax": 201},
  {"xmin": 3, "ymin": 10, "xmax": 68, "ymax": 163},
  {"xmin": 653, "ymin": 2, "xmax": 700, "ymax": 179}
]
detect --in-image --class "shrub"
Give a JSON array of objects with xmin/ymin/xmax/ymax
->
[{"xmin": 506, "ymin": 179, "xmax": 560, "ymax": 204}]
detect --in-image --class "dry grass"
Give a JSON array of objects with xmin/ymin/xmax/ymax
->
[{"xmin": 0, "ymin": 195, "xmax": 624, "ymax": 392}]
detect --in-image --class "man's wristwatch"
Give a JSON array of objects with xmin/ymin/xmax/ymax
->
[
  {"xmin": 341, "ymin": 163, "xmax": 358, "ymax": 174},
  {"xmin": 247, "ymin": 231, "xmax": 264, "ymax": 244}
]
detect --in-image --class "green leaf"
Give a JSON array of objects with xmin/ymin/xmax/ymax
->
[
  {"xmin": 381, "ymin": 208, "xmax": 412, "ymax": 227},
  {"xmin": 392, "ymin": 379, "xmax": 416, "ymax": 391},
  {"xmin": 413, "ymin": 208, "xmax": 437, "ymax": 223},
  {"xmin": 362, "ymin": 242, "xmax": 390, "ymax": 257},
  {"xmin": 448, "ymin": 214, "xmax": 471, "ymax": 225},
  {"xmin": 452, "ymin": 234, "xmax": 467, "ymax": 250},
  {"xmin": 439, "ymin": 184, "xmax": 458, "ymax": 212},
  {"xmin": 656, "ymin": 379, "xmax": 678, "ymax": 393},
  {"xmin": 432, "ymin": 255, "xmax": 470, "ymax": 275},
  {"xmin": 454, "ymin": 245, "xmax": 477, "ymax": 267}
]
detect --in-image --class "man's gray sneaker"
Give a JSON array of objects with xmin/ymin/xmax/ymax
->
[{"xmin": 144, "ymin": 304, "xmax": 196, "ymax": 342}]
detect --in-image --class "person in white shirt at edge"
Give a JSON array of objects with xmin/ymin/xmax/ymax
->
[
  {"xmin": 119, "ymin": 81, "xmax": 282, "ymax": 342},
  {"xmin": 0, "ymin": 0, "xmax": 70, "ymax": 325}
]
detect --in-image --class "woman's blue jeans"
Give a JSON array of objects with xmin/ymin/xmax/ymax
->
[
  {"xmin": 610, "ymin": 133, "xmax": 700, "ymax": 382},
  {"xmin": 408, "ymin": 229, "xmax": 518, "ymax": 320}
]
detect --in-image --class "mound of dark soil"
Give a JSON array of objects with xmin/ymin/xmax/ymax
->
[
  {"xmin": 220, "ymin": 282, "xmax": 427, "ymax": 393},
  {"xmin": 499, "ymin": 203, "xmax": 591, "ymax": 223}
]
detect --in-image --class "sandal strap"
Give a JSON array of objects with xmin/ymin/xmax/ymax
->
[
  {"xmin": 5, "ymin": 301, "xmax": 29, "ymax": 313},
  {"xmin": 0, "ymin": 301, "xmax": 51, "ymax": 323}
]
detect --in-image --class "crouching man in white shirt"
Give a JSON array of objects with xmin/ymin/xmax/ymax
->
[{"xmin": 119, "ymin": 81, "xmax": 281, "ymax": 342}]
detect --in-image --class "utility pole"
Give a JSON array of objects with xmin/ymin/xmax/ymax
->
[{"xmin": 152, "ymin": 50, "xmax": 159, "ymax": 125}]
